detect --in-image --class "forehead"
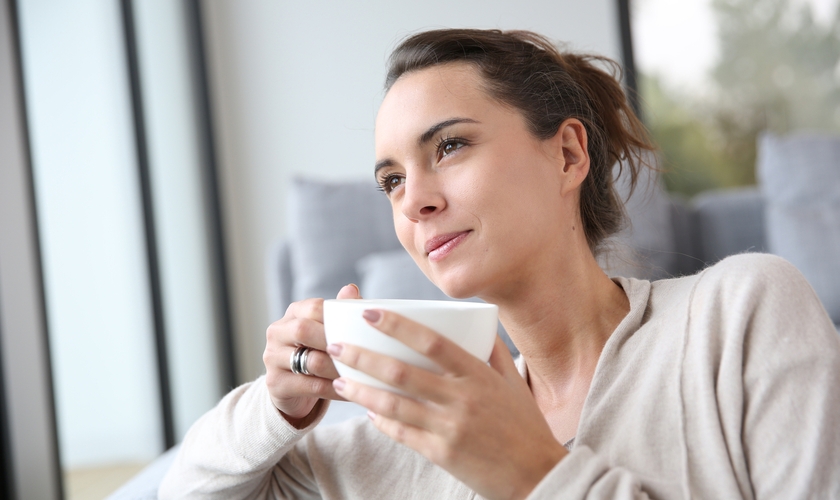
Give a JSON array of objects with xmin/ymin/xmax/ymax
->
[{"xmin": 375, "ymin": 63, "xmax": 494, "ymax": 146}]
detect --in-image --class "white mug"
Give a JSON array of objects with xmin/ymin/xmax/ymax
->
[{"xmin": 323, "ymin": 299, "xmax": 499, "ymax": 393}]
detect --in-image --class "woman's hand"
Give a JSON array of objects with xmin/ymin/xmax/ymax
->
[
  {"xmin": 263, "ymin": 284, "xmax": 361, "ymax": 428},
  {"xmin": 327, "ymin": 309, "xmax": 567, "ymax": 500}
]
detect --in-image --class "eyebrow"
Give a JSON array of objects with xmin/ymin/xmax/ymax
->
[
  {"xmin": 418, "ymin": 117, "xmax": 478, "ymax": 145},
  {"xmin": 374, "ymin": 117, "xmax": 479, "ymax": 175}
]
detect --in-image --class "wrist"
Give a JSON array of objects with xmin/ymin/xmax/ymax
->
[
  {"xmin": 279, "ymin": 399, "xmax": 325, "ymax": 429},
  {"xmin": 513, "ymin": 442, "xmax": 567, "ymax": 500}
]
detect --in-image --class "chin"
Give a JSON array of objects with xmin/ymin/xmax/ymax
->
[
  {"xmin": 414, "ymin": 253, "xmax": 487, "ymax": 299},
  {"xmin": 430, "ymin": 270, "xmax": 483, "ymax": 300},
  {"xmin": 440, "ymin": 287, "xmax": 475, "ymax": 300}
]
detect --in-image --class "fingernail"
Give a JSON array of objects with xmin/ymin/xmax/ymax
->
[
  {"xmin": 333, "ymin": 378, "xmax": 346, "ymax": 392},
  {"xmin": 349, "ymin": 283, "xmax": 360, "ymax": 295},
  {"xmin": 363, "ymin": 309, "xmax": 382, "ymax": 323},
  {"xmin": 327, "ymin": 343, "xmax": 343, "ymax": 356},
  {"xmin": 367, "ymin": 410, "xmax": 377, "ymax": 420}
]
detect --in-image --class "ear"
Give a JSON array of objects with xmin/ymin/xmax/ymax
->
[{"xmin": 553, "ymin": 118, "xmax": 590, "ymax": 195}]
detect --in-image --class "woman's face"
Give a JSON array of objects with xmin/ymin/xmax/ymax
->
[{"xmin": 374, "ymin": 63, "xmax": 583, "ymax": 300}]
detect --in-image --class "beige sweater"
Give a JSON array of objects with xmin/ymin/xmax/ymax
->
[{"xmin": 159, "ymin": 254, "xmax": 840, "ymax": 499}]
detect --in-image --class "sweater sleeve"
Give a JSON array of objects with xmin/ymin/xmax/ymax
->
[
  {"xmin": 733, "ymin": 255, "xmax": 840, "ymax": 498},
  {"xmin": 158, "ymin": 376, "xmax": 328, "ymax": 499}
]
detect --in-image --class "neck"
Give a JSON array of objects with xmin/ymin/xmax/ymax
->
[{"xmin": 482, "ymin": 245, "xmax": 630, "ymax": 405}]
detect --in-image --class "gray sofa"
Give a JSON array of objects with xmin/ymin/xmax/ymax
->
[{"xmin": 109, "ymin": 133, "xmax": 839, "ymax": 498}]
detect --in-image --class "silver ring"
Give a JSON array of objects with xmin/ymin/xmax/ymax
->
[
  {"xmin": 299, "ymin": 347, "xmax": 312, "ymax": 376},
  {"xmin": 290, "ymin": 346, "xmax": 310, "ymax": 375}
]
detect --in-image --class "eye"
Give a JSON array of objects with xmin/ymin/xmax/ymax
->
[
  {"xmin": 377, "ymin": 173, "xmax": 405, "ymax": 195},
  {"xmin": 437, "ymin": 137, "xmax": 467, "ymax": 160}
]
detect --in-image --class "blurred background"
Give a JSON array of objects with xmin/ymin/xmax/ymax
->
[
  {"xmin": 0, "ymin": 0, "xmax": 836, "ymax": 498},
  {"xmin": 636, "ymin": 0, "xmax": 840, "ymax": 196}
]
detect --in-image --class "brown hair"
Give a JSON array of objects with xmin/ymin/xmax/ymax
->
[{"xmin": 385, "ymin": 29, "xmax": 655, "ymax": 254}]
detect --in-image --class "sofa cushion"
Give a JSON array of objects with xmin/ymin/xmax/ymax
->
[
  {"xmin": 758, "ymin": 133, "xmax": 840, "ymax": 323},
  {"xmin": 287, "ymin": 178, "xmax": 402, "ymax": 301}
]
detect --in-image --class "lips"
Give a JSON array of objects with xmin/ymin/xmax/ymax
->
[{"xmin": 425, "ymin": 231, "xmax": 470, "ymax": 262}]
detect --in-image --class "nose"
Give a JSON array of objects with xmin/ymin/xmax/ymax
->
[{"xmin": 399, "ymin": 172, "xmax": 445, "ymax": 223}]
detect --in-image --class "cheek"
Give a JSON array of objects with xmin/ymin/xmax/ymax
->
[
  {"xmin": 475, "ymin": 159, "xmax": 561, "ymax": 238},
  {"xmin": 468, "ymin": 160, "xmax": 534, "ymax": 215}
]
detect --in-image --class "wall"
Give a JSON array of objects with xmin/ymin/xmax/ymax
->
[{"xmin": 202, "ymin": 0, "xmax": 622, "ymax": 381}]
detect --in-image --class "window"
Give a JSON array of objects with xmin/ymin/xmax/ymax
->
[{"xmin": 633, "ymin": 0, "xmax": 840, "ymax": 196}]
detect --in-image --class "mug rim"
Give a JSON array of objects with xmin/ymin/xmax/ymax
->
[{"xmin": 324, "ymin": 298, "xmax": 497, "ymax": 310}]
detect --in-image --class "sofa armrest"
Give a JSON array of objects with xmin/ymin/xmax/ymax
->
[
  {"xmin": 266, "ymin": 239, "xmax": 294, "ymax": 322},
  {"xmin": 105, "ymin": 445, "xmax": 180, "ymax": 499}
]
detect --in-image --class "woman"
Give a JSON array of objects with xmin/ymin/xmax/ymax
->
[{"xmin": 160, "ymin": 29, "xmax": 840, "ymax": 499}]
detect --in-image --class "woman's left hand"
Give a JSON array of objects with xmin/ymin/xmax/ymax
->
[{"xmin": 327, "ymin": 309, "xmax": 567, "ymax": 500}]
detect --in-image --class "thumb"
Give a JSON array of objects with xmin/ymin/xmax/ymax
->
[{"xmin": 336, "ymin": 283, "xmax": 362, "ymax": 299}]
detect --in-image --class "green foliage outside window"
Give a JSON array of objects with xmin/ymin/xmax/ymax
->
[{"xmin": 641, "ymin": 0, "xmax": 840, "ymax": 197}]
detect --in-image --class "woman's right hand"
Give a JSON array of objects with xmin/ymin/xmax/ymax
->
[{"xmin": 263, "ymin": 283, "xmax": 361, "ymax": 427}]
